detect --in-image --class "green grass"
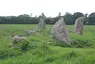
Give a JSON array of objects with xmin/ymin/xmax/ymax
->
[{"xmin": 0, "ymin": 24, "xmax": 95, "ymax": 64}]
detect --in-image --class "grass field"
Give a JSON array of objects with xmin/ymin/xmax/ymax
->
[{"xmin": 0, "ymin": 24, "xmax": 95, "ymax": 64}]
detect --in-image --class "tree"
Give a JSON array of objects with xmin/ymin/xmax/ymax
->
[
  {"xmin": 73, "ymin": 12, "xmax": 84, "ymax": 21},
  {"xmin": 63, "ymin": 12, "xmax": 74, "ymax": 25},
  {"xmin": 88, "ymin": 12, "xmax": 95, "ymax": 25}
]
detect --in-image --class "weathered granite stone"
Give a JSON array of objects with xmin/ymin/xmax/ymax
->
[
  {"xmin": 74, "ymin": 16, "xmax": 86, "ymax": 35},
  {"xmin": 51, "ymin": 17, "xmax": 70, "ymax": 44}
]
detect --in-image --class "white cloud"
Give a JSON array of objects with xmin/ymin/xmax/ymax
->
[{"xmin": 0, "ymin": 0, "xmax": 95, "ymax": 17}]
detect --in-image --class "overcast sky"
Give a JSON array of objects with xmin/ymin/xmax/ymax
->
[{"xmin": 0, "ymin": 0, "xmax": 95, "ymax": 17}]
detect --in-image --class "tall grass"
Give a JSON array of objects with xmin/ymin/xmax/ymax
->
[{"xmin": 0, "ymin": 24, "xmax": 95, "ymax": 64}]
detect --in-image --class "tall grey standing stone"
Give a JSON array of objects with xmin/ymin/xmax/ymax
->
[
  {"xmin": 74, "ymin": 16, "xmax": 86, "ymax": 35},
  {"xmin": 51, "ymin": 17, "xmax": 70, "ymax": 44},
  {"xmin": 58, "ymin": 12, "xmax": 61, "ymax": 19},
  {"xmin": 38, "ymin": 13, "xmax": 46, "ymax": 31}
]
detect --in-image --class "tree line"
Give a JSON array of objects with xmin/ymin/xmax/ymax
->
[{"xmin": 0, "ymin": 12, "xmax": 95, "ymax": 25}]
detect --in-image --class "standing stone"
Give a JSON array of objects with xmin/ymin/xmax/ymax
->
[
  {"xmin": 25, "ymin": 30, "xmax": 36, "ymax": 36},
  {"xmin": 74, "ymin": 16, "xmax": 86, "ymax": 35},
  {"xmin": 58, "ymin": 12, "xmax": 61, "ymax": 19},
  {"xmin": 38, "ymin": 13, "xmax": 46, "ymax": 31},
  {"xmin": 51, "ymin": 17, "xmax": 70, "ymax": 44}
]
